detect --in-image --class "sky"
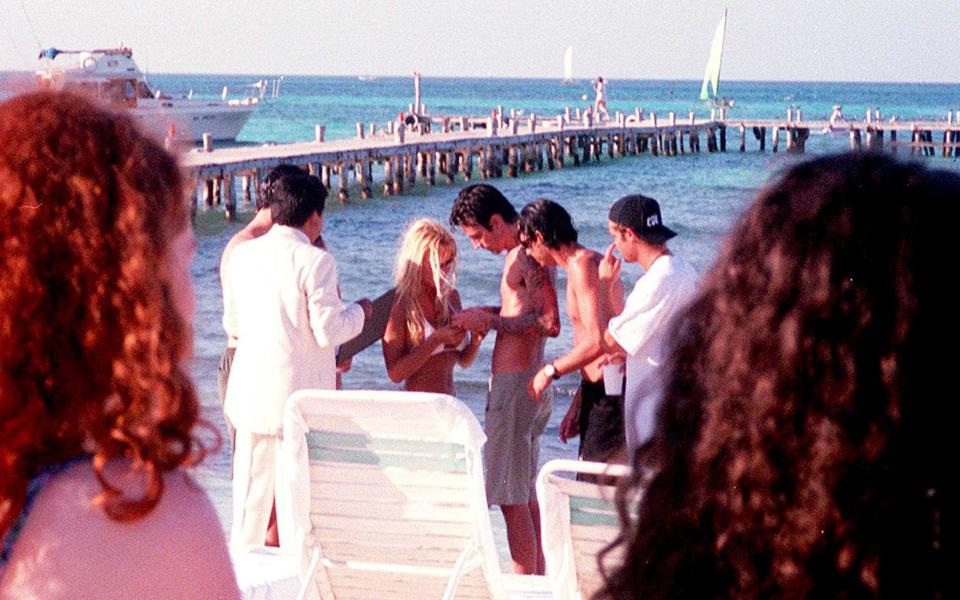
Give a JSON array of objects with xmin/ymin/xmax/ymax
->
[{"xmin": 1, "ymin": 0, "xmax": 957, "ymax": 83}]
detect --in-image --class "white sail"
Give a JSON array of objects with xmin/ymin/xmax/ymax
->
[
  {"xmin": 563, "ymin": 46, "xmax": 573, "ymax": 82},
  {"xmin": 699, "ymin": 10, "xmax": 726, "ymax": 101}
]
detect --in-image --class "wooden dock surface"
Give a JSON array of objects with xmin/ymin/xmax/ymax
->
[{"xmin": 182, "ymin": 110, "xmax": 960, "ymax": 218}]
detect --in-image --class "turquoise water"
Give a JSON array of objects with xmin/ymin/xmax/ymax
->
[
  {"xmin": 8, "ymin": 71, "xmax": 955, "ymax": 537},
  {"xmin": 184, "ymin": 75, "xmax": 960, "ymax": 529}
]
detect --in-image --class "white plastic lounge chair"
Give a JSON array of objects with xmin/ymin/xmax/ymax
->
[
  {"xmin": 277, "ymin": 389, "xmax": 526, "ymax": 600},
  {"xmin": 536, "ymin": 459, "xmax": 633, "ymax": 600}
]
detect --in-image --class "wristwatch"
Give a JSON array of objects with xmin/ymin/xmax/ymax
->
[{"xmin": 543, "ymin": 362, "xmax": 561, "ymax": 380}]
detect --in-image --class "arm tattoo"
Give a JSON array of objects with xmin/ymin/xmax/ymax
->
[{"xmin": 492, "ymin": 255, "xmax": 559, "ymax": 337}]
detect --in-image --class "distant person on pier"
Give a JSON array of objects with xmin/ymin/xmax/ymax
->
[
  {"xmin": 382, "ymin": 218, "xmax": 483, "ymax": 394},
  {"xmin": 597, "ymin": 153, "xmax": 957, "ymax": 599},
  {"xmin": 594, "ymin": 76, "xmax": 610, "ymax": 121},
  {"xmin": 449, "ymin": 184, "xmax": 560, "ymax": 575},
  {"xmin": 829, "ymin": 103, "xmax": 847, "ymax": 129},
  {"xmin": 0, "ymin": 91, "xmax": 239, "ymax": 599},
  {"xmin": 222, "ymin": 168, "xmax": 372, "ymax": 548},
  {"xmin": 517, "ymin": 199, "xmax": 625, "ymax": 465}
]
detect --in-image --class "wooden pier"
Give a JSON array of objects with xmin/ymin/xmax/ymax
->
[{"xmin": 182, "ymin": 106, "xmax": 960, "ymax": 219}]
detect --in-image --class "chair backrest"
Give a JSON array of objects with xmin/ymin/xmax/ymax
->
[
  {"xmin": 536, "ymin": 459, "xmax": 633, "ymax": 600},
  {"xmin": 277, "ymin": 389, "xmax": 506, "ymax": 600}
]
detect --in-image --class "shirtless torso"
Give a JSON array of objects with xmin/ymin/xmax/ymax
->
[
  {"xmin": 492, "ymin": 246, "xmax": 559, "ymax": 373},
  {"xmin": 564, "ymin": 248, "xmax": 617, "ymax": 382},
  {"xmin": 384, "ymin": 289, "xmax": 481, "ymax": 395}
]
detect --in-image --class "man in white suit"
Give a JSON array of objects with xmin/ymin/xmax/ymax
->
[{"xmin": 223, "ymin": 168, "xmax": 372, "ymax": 546}]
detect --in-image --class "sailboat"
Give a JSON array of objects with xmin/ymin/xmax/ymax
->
[
  {"xmin": 699, "ymin": 10, "xmax": 733, "ymax": 110},
  {"xmin": 563, "ymin": 46, "xmax": 574, "ymax": 84}
]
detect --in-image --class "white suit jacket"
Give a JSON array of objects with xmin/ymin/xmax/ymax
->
[{"xmin": 222, "ymin": 225, "xmax": 365, "ymax": 435}]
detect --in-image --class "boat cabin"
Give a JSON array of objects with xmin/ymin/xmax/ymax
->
[{"xmin": 36, "ymin": 47, "xmax": 158, "ymax": 108}]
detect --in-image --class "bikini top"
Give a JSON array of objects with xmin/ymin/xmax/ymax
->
[
  {"xmin": 423, "ymin": 318, "xmax": 469, "ymax": 356},
  {"xmin": 0, "ymin": 455, "xmax": 88, "ymax": 574}
]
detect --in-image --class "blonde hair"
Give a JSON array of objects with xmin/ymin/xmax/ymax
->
[{"xmin": 393, "ymin": 219, "xmax": 458, "ymax": 344}]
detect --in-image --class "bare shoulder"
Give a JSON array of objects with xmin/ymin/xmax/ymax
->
[
  {"xmin": 570, "ymin": 249, "xmax": 602, "ymax": 282},
  {"xmin": 0, "ymin": 461, "xmax": 239, "ymax": 600},
  {"xmin": 514, "ymin": 247, "xmax": 551, "ymax": 283}
]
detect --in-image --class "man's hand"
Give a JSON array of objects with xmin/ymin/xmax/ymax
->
[
  {"xmin": 357, "ymin": 298, "xmax": 374, "ymax": 320},
  {"xmin": 431, "ymin": 325, "xmax": 467, "ymax": 348},
  {"xmin": 599, "ymin": 243, "xmax": 621, "ymax": 282},
  {"xmin": 529, "ymin": 366, "xmax": 552, "ymax": 403},
  {"xmin": 451, "ymin": 307, "xmax": 497, "ymax": 333}
]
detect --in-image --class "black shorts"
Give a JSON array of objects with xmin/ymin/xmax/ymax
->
[{"xmin": 578, "ymin": 378, "xmax": 625, "ymax": 462}]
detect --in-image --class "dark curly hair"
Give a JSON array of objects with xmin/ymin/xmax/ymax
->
[
  {"xmin": 597, "ymin": 153, "xmax": 956, "ymax": 599},
  {"xmin": 449, "ymin": 183, "xmax": 518, "ymax": 229},
  {"xmin": 517, "ymin": 198, "xmax": 578, "ymax": 249},
  {"xmin": 0, "ymin": 92, "xmax": 211, "ymax": 535}
]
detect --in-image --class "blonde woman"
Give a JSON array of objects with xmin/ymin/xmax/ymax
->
[{"xmin": 383, "ymin": 219, "xmax": 483, "ymax": 394}]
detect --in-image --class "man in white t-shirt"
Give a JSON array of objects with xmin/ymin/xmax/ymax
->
[{"xmin": 600, "ymin": 194, "xmax": 698, "ymax": 450}]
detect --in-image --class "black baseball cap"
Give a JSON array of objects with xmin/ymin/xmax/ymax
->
[{"xmin": 608, "ymin": 194, "xmax": 677, "ymax": 244}]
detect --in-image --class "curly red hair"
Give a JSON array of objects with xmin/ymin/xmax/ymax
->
[{"xmin": 0, "ymin": 91, "xmax": 209, "ymax": 535}]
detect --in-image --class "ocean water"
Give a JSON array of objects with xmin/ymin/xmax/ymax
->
[{"xmin": 6, "ymin": 71, "xmax": 957, "ymax": 547}]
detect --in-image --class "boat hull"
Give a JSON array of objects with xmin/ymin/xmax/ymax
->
[{"xmin": 131, "ymin": 100, "xmax": 256, "ymax": 142}]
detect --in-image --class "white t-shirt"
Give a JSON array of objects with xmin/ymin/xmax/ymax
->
[{"xmin": 607, "ymin": 254, "xmax": 698, "ymax": 450}]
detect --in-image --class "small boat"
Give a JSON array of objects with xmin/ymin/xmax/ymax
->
[
  {"xmin": 35, "ymin": 47, "xmax": 258, "ymax": 142},
  {"xmin": 699, "ymin": 10, "xmax": 734, "ymax": 110},
  {"xmin": 563, "ymin": 46, "xmax": 574, "ymax": 84}
]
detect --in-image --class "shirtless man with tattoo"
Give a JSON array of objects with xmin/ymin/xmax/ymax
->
[
  {"xmin": 518, "ymin": 199, "xmax": 626, "ymax": 466},
  {"xmin": 449, "ymin": 184, "xmax": 560, "ymax": 575}
]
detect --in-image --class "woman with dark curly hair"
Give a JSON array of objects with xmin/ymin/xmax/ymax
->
[
  {"xmin": 598, "ymin": 153, "xmax": 956, "ymax": 599},
  {"xmin": 0, "ymin": 92, "xmax": 239, "ymax": 598}
]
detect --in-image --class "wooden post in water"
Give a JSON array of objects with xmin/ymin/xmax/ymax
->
[
  {"xmin": 719, "ymin": 125, "xmax": 727, "ymax": 152},
  {"xmin": 358, "ymin": 160, "xmax": 371, "ymax": 198},
  {"xmin": 393, "ymin": 156, "xmax": 405, "ymax": 194},
  {"xmin": 204, "ymin": 179, "xmax": 215, "ymax": 207},
  {"xmin": 890, "ymin": 129, "xmax": 897, "ymax": 154},
  {"xmin": 739, "ymin": 123, "xmax": 746, "ymax": 152},
  {"xmin": 223, "ymin": 173, "xmax": 236, "ymax": 220},
  {"xmin": 850, "ymin": 129, "xmax": 862, "ymax": 151},
  {"xmin": 321, "ymin": 164, "xmax": 331, "ymax": 190},
  {"xmin": 462, "ymin": 151, "xmax": 473, "ymax": 181},
  {"xmin": 406, "ymin": 153, "xmax": 416, "ymax": 188},
  {"xmin": 772, "ymin": 127, "xmax": 780, "ymax": 152},
  {"xmin": 707, "ymin": 128, "xmax": 718, "ymax": 152},
  {"xmin": 241, "ymin": 174, "xmax": 252, "ymax": 205},
  {"xmin": 337, "ymin": 163, "xmax": 349, "ymax": 203},
  {"xmin": 426, "ymin": 152, "xmax": 436, "ymax": 186},
  {"xmin": 568, "ymin": 137, "xmax": 580, "ymax": 166}
]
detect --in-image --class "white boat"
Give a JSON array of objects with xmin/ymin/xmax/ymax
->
[
  {"xmin": 563, "ymin": 46, "xmax": 574, "ymax": 83},
  {"xmin": 699, "ymin": 11, "xmax": 734, "ymax": 110},
  {"xmin": 35, "ymin": 47, "xmax": 258, "ymax": 142}
]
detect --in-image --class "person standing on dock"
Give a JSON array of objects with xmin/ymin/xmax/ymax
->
[
  {"xmin": 222, "ymin": 169, "xmax": 372, "ymax": 548},
  {"xmin": 600, "ymin": 195, "xmax": 697, "ymax": 451},
  {"xmin": 519, "ymin": 200, "xmax": 625, "ymax": 464},
  {"xmin": 593, "ymin": 76, "xmax": 610, "ymax": 121},
  {"xmin": 449, "ymin": 184, "xmax": 560, "ymax": 576}
]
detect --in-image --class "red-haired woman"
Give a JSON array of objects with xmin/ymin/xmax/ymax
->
[{"xmin": 0, "ymin": 92, "xmax": 238, "ymax": 598}]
